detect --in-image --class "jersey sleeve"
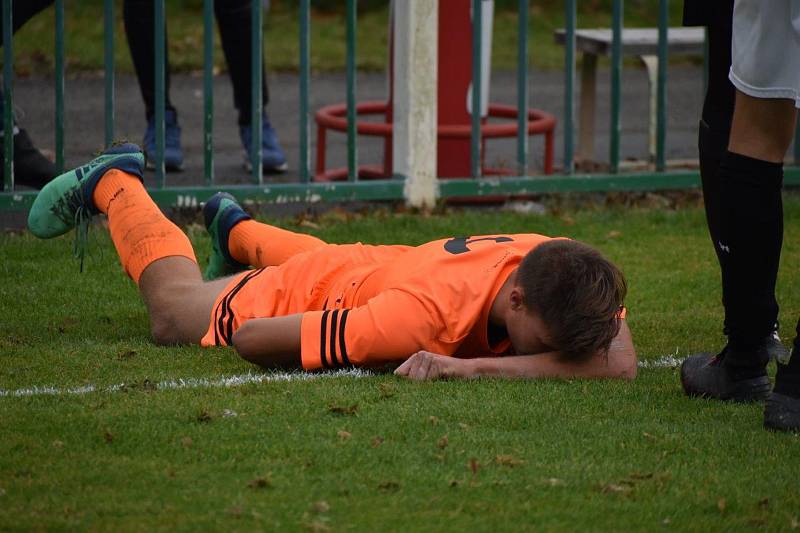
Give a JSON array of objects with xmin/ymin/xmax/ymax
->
[{"xmin": 299, "ymin": 289, "xmax": 447, "ymax": 370}]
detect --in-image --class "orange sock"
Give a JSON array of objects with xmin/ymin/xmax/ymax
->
[
  {"xmin": 228, "ymin": 219, "xmax": 326, "ymax": 267},
  {"xmin": 92, "ymin": 169, "xmax": 196, "ymax": 284}
]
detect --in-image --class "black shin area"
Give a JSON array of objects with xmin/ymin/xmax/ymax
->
[{"xmin": 717, "ymin": 152, "xmax": 783, "ymax": 370}]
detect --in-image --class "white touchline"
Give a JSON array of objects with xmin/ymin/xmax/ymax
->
[
  {"xmin": 0, "ymin": 357, "xmax": 686, "ymax": 399},
  {"xmin": 0, "ymin": 368, "xmax": 374, "ymax": 398}
]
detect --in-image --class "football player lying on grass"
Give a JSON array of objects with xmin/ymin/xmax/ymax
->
[{"xmin": 27, "ymin": 144, "xmax": 636, "ymax": 381}]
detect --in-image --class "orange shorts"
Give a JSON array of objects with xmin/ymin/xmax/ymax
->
[{"xmin": 200, "ymin": 243, "xmax": 411, "ymax": 348}]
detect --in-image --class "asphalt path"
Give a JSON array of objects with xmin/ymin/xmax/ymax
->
[{"xmin": 11, "ymin": 65, "xmax": 704, "ymax": 189}]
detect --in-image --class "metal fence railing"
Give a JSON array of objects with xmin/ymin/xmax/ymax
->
[{"xmin": 1, "ymin": 0, "xmax": 799, "ymax": 211}]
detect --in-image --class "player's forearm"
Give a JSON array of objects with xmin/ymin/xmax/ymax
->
[
  {"xmin": 232, "ymin": 315, "xmax": 303, "ymax": 369},
  {"xmin": 468, "ymin": 321, "xmax": 636, "ymax": 380}
]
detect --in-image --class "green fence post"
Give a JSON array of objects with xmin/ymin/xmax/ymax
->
[
  {"xmin": 299, "ymin": 0, "xmax": 310, "ymax": 183},
  {"xmin": 203, "ymin": 0, "xmax": 214, "ymax": 186},
  {"xmin": 609, "ymin": 0, "xmax": 622, "ymax": 173},
  {"xmin": 250, "ymin": 0, "xmax": 262, "ymax": 184},
  {"xmin": 154, "ymin": 0, "xmax": 166, "ymax": 185},
  {"xmin": 55, "ymin": 0, "xmax": 65, "ymax": 174},
  {"xmin": 346, "ymin": 0, "xmax": 357, "ymax": 182},
  {"xmin": 656, "ymin": 0, "xmax": 668, "ymax": 172},
  {"xmin": 2, "ymin": 0, "xmax": 12, "ymax": 190},
  {"xmin": 516, "ymin": 0, "xmax": 528, "ymax": 175},
  {"xmin": 563, "ymin": 0, "xmax": 576, "ymax": 174},
  {"xmin": 104, "ymin": 0, "xmax": 114, "ymax": 148},
  {"xmin": 471, "ymin": 0, "xmax": 483, "ymax": 178}
]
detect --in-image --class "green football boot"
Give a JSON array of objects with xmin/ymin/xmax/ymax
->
[
  {"xmin": 27, "ymin": 143, "xmax": 144, "ymax": 239},
  {"xmin": 203, "ymin": 192, "xmax": 251, "ymax": 280}
]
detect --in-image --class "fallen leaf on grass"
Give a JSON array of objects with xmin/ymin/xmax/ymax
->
[
  {"xmin": 717, "ymin": 499, "xmax": 727, "ymax": 512},
  {"xmin": 429, "ymin": 416, "xmax": 439, "ymax": 425},
  {"xmin": 437, "ymin": 435, "xmax": 449, "ymax": 449},
  {"xmin": 371, "ymin": 436, "xmax": 384, "ymax": 448},
  {"xmin": 469, "ymin": 458, "xmax": 479, "ymax": 475},
  {"xmin": 378, "ymin": 481, "xmax": 400, "ymax": 492},
  {"xmin": 544, "ymin": 478, "xmax": 565, "ymax": 487},
  {"xmin": 601, "ymin": 483, "xmax": 629, "ymax": 494},
  {"xmin": 606, "ymin": 230, "xmax": 622, "ymax": 238},
  {"xmin": 299, "ymin": 219, "xmax": 321, "ymax": 230},
  {"xmin": 337, "ymin": 430, "xmax": 352, "ymax": 441},
  {"xmin": 378, "ymin": 382, "xmax": 397, "ymax": 398},
  {"xmin": 248, "ymin": 475, "xmax": 273, "ymax": 489},
  {"xmin": 791, "ymin": 517, "xmax": 799, "ymax": 529},
  {"xmin": 328, "ymin": 404, "xmax": 358, "ymax": 416},
  {"xmin": 304, "ymin": 521, "xmax": 331, "ymax": 533},
  {"xmin": 310, "ymin": 500, "xmax": 330, "ymax": 513},
  {"xmin": 103, "ymin": 430, "xmax": 114, "ymax": 443},
  {"xmin": 117, "ymin": 349, "xmax": 136, "ymax": 360},
  {"xmin": 662, "ymin": 518, "xmax": 671, "ymax": 525},
  {"xmin": 643, "ymin": 432, "xmax": 658, "ymax": 441},
  {"xmin": 495, "ymin": 455, "xmax": 524, "ymax": 467},
  {"xmin": 181, "ymin": 436, "xmax": 193, "ymax": 448},
  {"xmin": 52, "ymin": 440, "xmax": 63, "ymax": 449}
]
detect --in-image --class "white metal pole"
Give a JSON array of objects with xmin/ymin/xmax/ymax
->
[{"xmin": 393, "ymin": 0, "xmax": 439, "ymax": 209}]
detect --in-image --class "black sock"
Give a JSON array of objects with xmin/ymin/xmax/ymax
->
[{"xmin": 717, "ymin": 152, "xmax": 783, "ymax": 365}]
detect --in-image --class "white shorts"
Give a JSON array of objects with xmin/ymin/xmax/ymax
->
[{"xmin": 729, "ymin": 0, "xmax": 800, "ymax": 108}]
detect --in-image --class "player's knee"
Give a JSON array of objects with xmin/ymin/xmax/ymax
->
[{"xmin": 149, "ymin": 309, "xmax": 183, "ymax": 346}]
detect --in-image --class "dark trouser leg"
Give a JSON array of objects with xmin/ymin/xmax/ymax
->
[
  {"xmin": 0, "ymin": 0, "xmax": 55, "ymax": 33},
  {"xmin": 122, "ymin": 0, "xmax": 175, "ymax": 120},
  {"xmin": 0, "ymin": 0, "xmax": 57, "ymax": 189},
  {"xmin": 214, "ymin": 0, "xmax": 268, "ymax": 126},
  {"xmin": 698, "ymin": 0, "xmax": 735, "ymax": 256}
]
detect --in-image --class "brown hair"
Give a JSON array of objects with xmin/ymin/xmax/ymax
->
[{"xmin": 517, "ymin": 239, "xmax": 626, "ymax": 360}]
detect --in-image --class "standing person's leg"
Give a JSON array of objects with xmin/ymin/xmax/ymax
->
[
  {"xmin": 681, "ymin": 0, "xmax": 799, "ymax": 405},
  {"xmin": 202, "ymin": 192, "xmax": 326, "ymax": 280},
  {"xmin": 214, "ymin": 0, "xmax": 287, "ymax": 173},
  {"xmin": 122, "ymin": 0, "xmax": 184, "ymax": 171},
  {"xmin": 696, "ymin": 0, "xmax": 735, "ymax": 252},
  {"xmin": 28, "ymin": 144, "xmax": 225, "ymax": 344},
  {"xmin": 0, "ymin": 0, "xmax": 57, "ymax": 189}
]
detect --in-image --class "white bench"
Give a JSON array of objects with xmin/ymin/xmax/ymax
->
[{"xmin": 554, "ymin": 28, "xmax": 706, "ymax": 165}]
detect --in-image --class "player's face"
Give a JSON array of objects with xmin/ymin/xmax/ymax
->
[{"xmin": 506, "ymin": 307, "xmax": 556, "ymax": 356}]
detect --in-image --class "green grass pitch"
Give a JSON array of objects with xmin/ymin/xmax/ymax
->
[{"xmin": 2, "ymin": 199, "xmax": 800, "ymax": 530}]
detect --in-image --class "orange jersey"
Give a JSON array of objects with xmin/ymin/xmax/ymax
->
[{"xmin": 201, "ymin": 234, "xmax": 556, "ymax": 370}]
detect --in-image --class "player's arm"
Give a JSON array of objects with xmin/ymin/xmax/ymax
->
[
  {"xmin": 231, "ymin": 314, "xmax": 303, "ymax": 368},
  {"xmin": 395, "ymin": 320, "xmax": 636, "ymax": 381},
  {"xmin": 232, "ymin": 289, "xmax": 441, "ymax": 370}
]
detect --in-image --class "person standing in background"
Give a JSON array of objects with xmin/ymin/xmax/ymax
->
[
  {"xmin": 122, "ymin": 0, "xmax": 287, "ymax": 174},
  {"xmin": 0, "ymin": 0, "xmax": 57, "ymax": 189}
]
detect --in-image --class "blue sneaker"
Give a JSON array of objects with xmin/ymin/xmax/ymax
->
[
  {"xmin": 240, "ymin": 113, "xmax": 288, "ymax": 174},
  {"xmin": 203, "ymin": 192, "xmax": 251, "ymax": 280},
  {"xmin": 143, "ymin": 108, "xmax": 184, "ymax": 171},
  {"xmin": 27, "ymin": 143, "xmax": 144, "ymax": 269}
]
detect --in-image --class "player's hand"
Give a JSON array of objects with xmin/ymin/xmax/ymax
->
[{"xmin": 394, "ymin": 351, "xmax": 472, "ymax": 381}]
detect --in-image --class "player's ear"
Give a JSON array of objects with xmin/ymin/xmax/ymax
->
[{"xmin": 509, "ymin": 286, "xmax": 525, "ymax": 311}]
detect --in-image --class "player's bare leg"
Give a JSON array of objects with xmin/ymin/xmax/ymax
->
[
  {"xmin": 728, "ymin": 93, "xmax": 797, "ymax": 163},
  {"xmin": 681, "ymin": 92, "xmax": 798, "ymax": 406},
  {"xmin": 27, "ymin": 143, "xmax": 236, "ymax": 346}
]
